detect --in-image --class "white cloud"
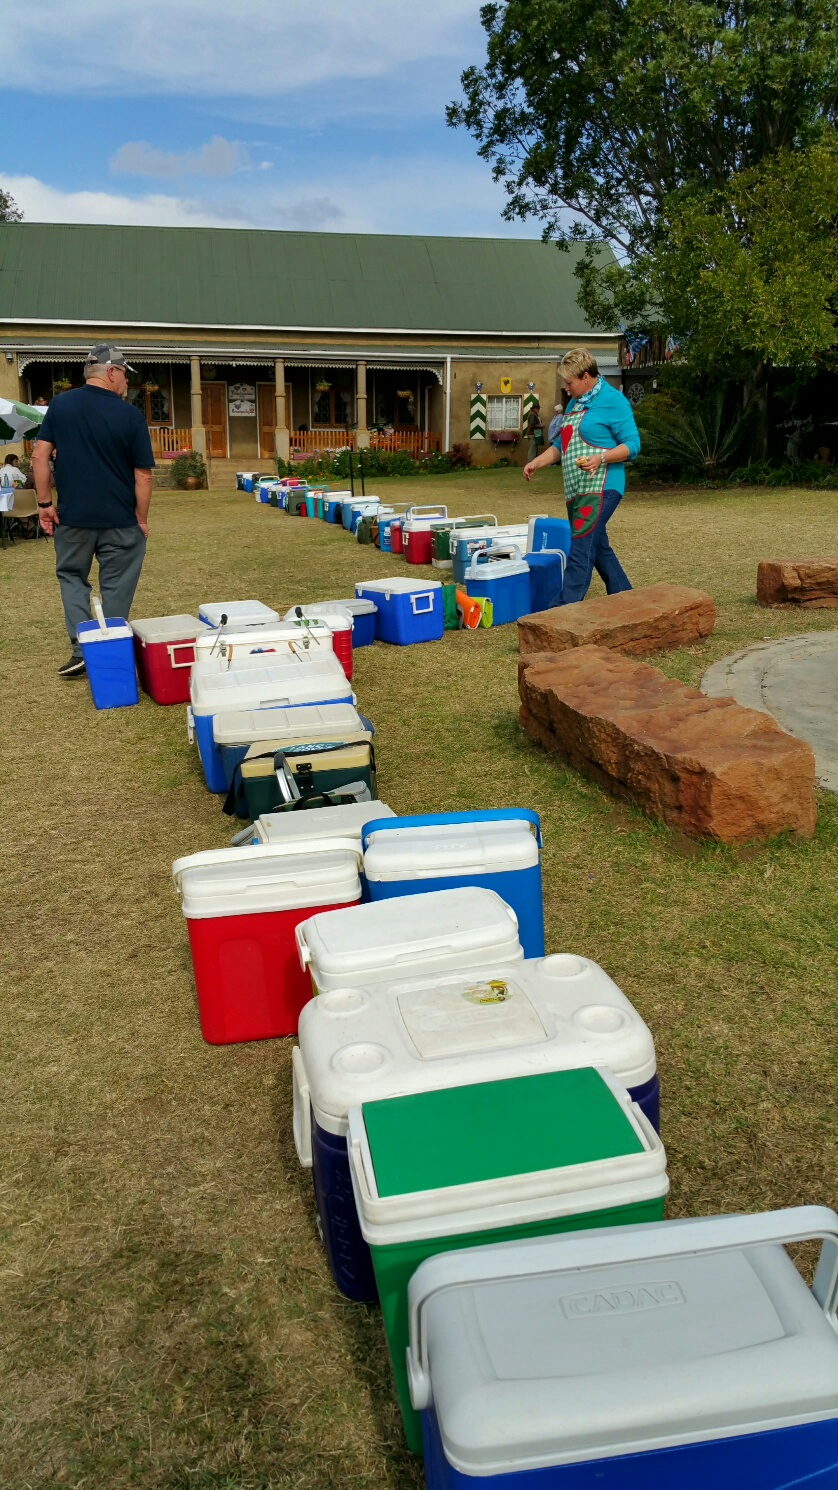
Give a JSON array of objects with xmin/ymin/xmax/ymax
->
[
  {"xmin": 1, "ymin": 0, "xmax": 482, "ymax": 107},
  {"xmin": 0, "ymin": 174, "xmax": 246, "ymax": 229},
  {"xmin": 110, "ymin": 135, "xmax": 249, "ymax": 179}
]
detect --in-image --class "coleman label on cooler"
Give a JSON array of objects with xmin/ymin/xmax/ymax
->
[{"xmin": 461, "ymin": 980, "xmax": 509, "ymax": 1006}]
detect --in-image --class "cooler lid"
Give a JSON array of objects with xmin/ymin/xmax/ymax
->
[
  {"xmin": 406, "ymin": 1207, "xmax": 838, "ymax": 1475},
  {"xmin": 297, "ymin": 887, "xmax": 520, "ymax": 977},
  {"xmin": 131, "ymin": 615, "xmax": 210, "ymax": 644},
  {"xmin": 77, "ymin": 618, "xmax": 133, "ymax": 643},
  {"xmin": 195, "ymin": 620, "xmax": 333, "ymax": 655},
  {"xmin": 190, "ymin": 660, "xmax": 352, "ymax": 712},
  {"xmin": 172, "ymin": 841, "xmax": 361, "ymax": 917},
  {"xmin": 363, "ymin": 821, "xmax": 539, "ymax": 880},
  {"xmin": 286, "ymin": 598, "xmax": 376, "ymax": 618},
  {"xmin": 212, "ymin": 703, "xmax": 365, "ymax": 747},
  {"xmin": 198, "ymin": 600, "xmax": 280, "ymax": 624},
  {"xmin": 255, "ymin": 801, "xmax": 395, "ymax": 843},
  {"xmin": 355, "ymin": 577, "xmax": 442, "ymax": 596},
  {"xmin": 281, "ymin": 606, "xmax": 353, "ymax": 631},
  {"xmin": 361, "ymin": 1068, "xmax": 644, "ymax": 1200}
]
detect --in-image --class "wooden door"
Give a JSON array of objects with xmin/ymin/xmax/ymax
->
[
  {"xmin": 257, "ymin": 383, "xmax": 276, "ymax": 459},
  {"xmin": 201, "ymin": 383, "xmax": 227, "ymax": 457}
]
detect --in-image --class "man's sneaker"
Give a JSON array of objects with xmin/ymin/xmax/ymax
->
[{"xmin": 58, "ymin": 656, "xmax": 86, "ymax": 678}]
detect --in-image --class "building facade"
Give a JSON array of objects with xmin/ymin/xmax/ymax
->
[{"xmin": 0, "ymin": 223, "xmax": 620, "ymax": 472}]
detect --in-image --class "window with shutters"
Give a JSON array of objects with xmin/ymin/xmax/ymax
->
[{"xmin": 487, "ymin": 395, "xmax": 521, "ymax": 431}]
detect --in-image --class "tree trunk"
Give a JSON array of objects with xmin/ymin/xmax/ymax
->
[{"xmin": 743, "ymin": 361, "xmax": 770, "ymax": 463}]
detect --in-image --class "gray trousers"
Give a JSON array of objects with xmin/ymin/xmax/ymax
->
[{"xmin": 54, "ymin": 524, "xmax": 147, "ymax": 657}]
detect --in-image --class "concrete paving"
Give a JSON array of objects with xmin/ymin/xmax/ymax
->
[{"xmin": 702, "ymin": 632, "xmax": 838, "ymax": 791}]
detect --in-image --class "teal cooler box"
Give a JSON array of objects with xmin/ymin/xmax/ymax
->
[
  {"xmin": 362, "ymin": 809, "xmax": 544, "ymax": 957},
  {"xmin": 355, "ymin": 578, "xmax": 443, "ymax": 646},
  {"xmin": 78, "ymin": 608, "xmax": 139, "ymax": 710},
  {"xmin": 348, "ymin": 1067, "xmax": 668, "ymax": 1454},
  {"xmin": 407, "ymin": 1206, "xmax": 838, "ymax": 1488},
  {"xmin": 465, "ymin": 545, "xmax": 532, "ymax": 625}
]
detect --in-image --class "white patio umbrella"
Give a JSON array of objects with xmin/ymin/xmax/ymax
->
[{"xmin": 0, "ymin": 396, "xmax": 45, "ymax": 444}]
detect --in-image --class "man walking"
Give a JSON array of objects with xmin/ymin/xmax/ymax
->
[{"xmin": 33, "ymin": 344, "xmax": 154, "ymax": 678}]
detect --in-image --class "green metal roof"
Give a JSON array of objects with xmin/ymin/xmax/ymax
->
[{"xmin": 0, "ymin": 224, "xmax": 611, "ymax": 336}]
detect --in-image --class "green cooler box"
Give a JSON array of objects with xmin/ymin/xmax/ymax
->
[
  {"xmin": 347, "ymin": 1066, "xmax": 668, "ymax": 1454},
  {"xmin": 238, "ymin": 736, "xmax": 376, "ymax": 820},
  {"xmin": 431, "ymin": 513, "xmax": 496, "ymax": 571}
]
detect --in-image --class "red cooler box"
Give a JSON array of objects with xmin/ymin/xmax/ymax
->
[
  {"xmin": 402, "ymin": 505, "xmax": 449, "ymax": 566},
  {"xmin": 172, "ymin": 841, "xmax": 362, "ymax": 1043},
  {"xmin": 132, "ymin": 615, "xmax": 212, "ymax": 705}
]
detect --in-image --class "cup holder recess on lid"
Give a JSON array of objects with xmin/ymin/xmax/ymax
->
[
  {"xmin": 572, "ymin": 1005, "xmax": 629, "ymax": 1035},
  {"xmin": 540, "ymin": 954, "xmax": 588, "ymax": 980},
  {"xmin": 331, "ymin": 1043, "xmax": 389, "ymax": 1074},
  {"xmin": 319, "ymin": 988, "xmax": 368, "ymax": 1015}
]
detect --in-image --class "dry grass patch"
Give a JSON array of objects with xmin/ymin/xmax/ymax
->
[{"xmin": 1, "ymin": 473, "xmax": 837, "ymax": 1487}]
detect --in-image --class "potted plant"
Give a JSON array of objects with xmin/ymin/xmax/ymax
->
[
  {"xmin": 315, "ymin": 378, "xmax": 331, "ymax": 392},
  {"xmin": 52, "ymin": 376, "xmax": 72, "ymax": 394},
  {"xmin": 143, "ymin": 379, "xmax": 159, "ymax": 393},
  {"xmin": 170, "ymin": 450, "xmax": 207, "ymax": 490}
]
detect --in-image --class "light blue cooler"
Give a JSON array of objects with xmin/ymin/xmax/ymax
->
[
  {"xmin": 355, "ymin": 578, "xmax": 444, "ymax": 646},
  {"xmin": 362, "ymin": 810, "xmax": 544, "ymax": 957},
  {"xmin": 240, "ymin": 473, "xmax": 267, "ymax": 494},
  {"xmin": 348, "ymin": 499, "xmax": 383, "ymax": 534},
  {"xmin": 78, "ymin": 607, "xmax": 139, "ymax": 711},
  {"xmin": 465, "ymin": 546, "xmax": 532, "ymax": 626},
  {"xmin": 451, "ymin": 525, "xmax": 530, "ymax": 585},
  {"xmin": 407, "ymin": 1205, "xmax": 838, "ymax": 1488},
  {"xmin": 188, "ymin": 658, "xmax": 355, "ymax": 793},
  {"xmin": 324, "ymin": 490, "xmax": 351, "ymax": 523}
]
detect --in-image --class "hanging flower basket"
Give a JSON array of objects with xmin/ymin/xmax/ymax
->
[
  {"xmin": 315, "ymin": 379, "xmax": 331, "ymax": 392},
  {"xmin": 53, "ymin": 378, "xmax": 72, "ymax": 393},
  {"xmin": 143, "ymin": 381, "xmax": 159, "ymax": 393}
]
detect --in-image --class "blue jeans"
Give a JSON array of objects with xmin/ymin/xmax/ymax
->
[{"xmin": 560, "ymin": 488, "xmax": 632, "ymax": 605}]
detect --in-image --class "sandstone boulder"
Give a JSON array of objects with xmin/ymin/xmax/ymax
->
[
  {"xmin": 519, "ymin": 646, "xmax": 816, "ymax": 844},
  {"xmin": 518, "ymin": 582, "xmax": 716, "ymax": 656},
  {"xmin": 757, "ymin": 559, "xmax": 838, "ymax": 608}
]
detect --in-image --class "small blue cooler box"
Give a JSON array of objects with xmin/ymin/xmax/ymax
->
[
  {"xmin": 77, "ymin": 610, "xmax": 139, "ymax": 711},
  {"xmin": 527, "ymin": 515, "xmax": 572, "ymax": 555},
  {"xmin": 362, "ymin": 809, "xmax": 544, "ymax": 958},
  {"xmin": 526, "ymin": 552, "xmax": 566, "ymax": 611},
  {"xmin": 407, "ymin": 1205, "xmax": 838, "ymax": 1485},
  {"xmin": 355, "ymin": 578, "xmax": 444, "ymax": 646},
  {"xmin": 465, "ymin": 546, "xmax": 532, "ymax": 626},
  {"xmin": 379, "ymin": 513, "xmax": 405, "ymax": 552}
]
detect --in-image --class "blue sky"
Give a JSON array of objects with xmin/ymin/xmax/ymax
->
[{"xmin": 1, "ymin": 0, "xmax": 534, "ymax": 239}]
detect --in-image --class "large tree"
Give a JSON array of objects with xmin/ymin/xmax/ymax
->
[{"xmin": 449, "ymin": 0, "xmax": 838, "ymax": 453}]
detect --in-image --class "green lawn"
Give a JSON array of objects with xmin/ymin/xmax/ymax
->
[{"xmin": 2, "ymin": 471, "xmax": 837, "ymax": 1488}]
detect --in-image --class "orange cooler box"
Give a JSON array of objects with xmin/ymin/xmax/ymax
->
[
  {"xmin": 172, "ymin": 841, "xmax": 362, "ymax": 1044},
  {"xmin": 131, "ymin": 615, "xmax": 212, "ymax": 705}
]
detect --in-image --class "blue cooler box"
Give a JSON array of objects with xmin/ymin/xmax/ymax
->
[
  {"xmin": 379, "ymin": 513, "xmax": 405, "ymax": 552},
  {"xmin": 526, "ymin": 552, "xmax": 566, "ymax": 611},
  {"xmin": 355, "ymin": 578, "xmax": 443, "ymax": 646},
  {"xmin": 527, "ymin": 515, "xmax": 572, "ymax": 555},
  {"xmin": 465, "ymin": 547, "xmax": 532, "ymax": 626},
  {"xmin": 287, "ymin": 598, "xmax": 377, "ymax": 648},
  {"xmin": 407, "ymin": 1206, "xmax": 838, "ymax": 1486},
  {"xmin": 362, "ymin": 809, "xmax": 544, "ymax": 958},
  {"xmin": 78, "ymin": 616, "xmax": 139, "ymax": 710}
]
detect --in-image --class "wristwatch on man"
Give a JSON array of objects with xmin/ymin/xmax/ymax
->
[{"xmin": 38, "ymin": 501, "xmax": 53, "ymax": 508}]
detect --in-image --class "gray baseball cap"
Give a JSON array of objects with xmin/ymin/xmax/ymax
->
[{"xmin": 85, "ymin": 342, "xmax": 136, "ymax": 373}]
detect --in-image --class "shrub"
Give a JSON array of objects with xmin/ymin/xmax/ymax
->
[
  {"xmin": 447, "ymin": 442, "xmax": 473, "ymax": 469},
  {"xmin": 634, "ymin": 389, "xmax": 751, "ymax": 480},
  {"xmin": 170, "ymin": 450, "xmax": 207, "ymax": 487}
]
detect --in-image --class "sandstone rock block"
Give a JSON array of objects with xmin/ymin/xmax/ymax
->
[
  {"xmin": 519, "ymin": 646, "xmax": 816, "ymax": 844},
  {"xmin": 757, "ymin": 558, "xmax": 838, "ymax": 608},
  {"xmin": 518, "ymin": 582, "xmax": 716, "ymax": 656}
]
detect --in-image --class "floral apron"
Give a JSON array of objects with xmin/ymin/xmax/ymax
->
[{"xmin": 560, "ymin": 404, "xmax": 609, "ymax": 538}]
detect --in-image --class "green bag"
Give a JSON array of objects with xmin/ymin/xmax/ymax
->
[
  {"xmin": 442, "ymin": 582, "xmax": 459, "ymax": 630},
  {"xmin": 356, "ymin": 515, "xmax": 375, "ymax": 545}
]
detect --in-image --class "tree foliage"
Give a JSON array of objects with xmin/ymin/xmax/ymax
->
[
  {"xmin": 0, "ymin": 188, "xmax": 22, "ymax": 222},
  {"xmin": 448, "ymin": 0, "xmax": 838, "ymax": 259}
]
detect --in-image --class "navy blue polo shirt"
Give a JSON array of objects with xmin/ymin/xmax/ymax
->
[{"xmin": 36, "ymin": 385, "xmax": 155, "ymax": 528}]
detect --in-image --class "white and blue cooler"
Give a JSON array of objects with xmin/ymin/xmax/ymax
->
[
  {"xmin": 239, "ymin": 473, "xmax": 268, "ymax": 494},
  {"xmin": 286, "ymin": 599, "xmax": 378, "ymax": 649},
  {"xmin": 465, "ymin": 545, "xmax": 532, "ymax": 626},
  {"xmin": 293, "ymin": 947, "xmax": 659, "ymax": 1305},
  {"xmin": 362, "ymin": 810, "xmax": 544, "ymax": 958},
  {"xmin": 198, "ymin": 600, "xmax": 280, "ymax": 627},
  {"xmin": 355, "ymin": 578, "xmax": 444, "ymax": 646},
  {"xmin": 78, "ymin": 606, "xmax": 139, "ymax": 711},
  {"xmin": 194, "ymin": 618, "xmax": 336, "ymax": 667},
  {"xmin": 406, "ymin": 1206, "xmax": 838, "ymax": 1488},
  {"xmin": 451, "ymin": 524, "xmax": 531, "ymax": 586},
  {"xmin": 189, "ymin": 657, "xmax": 355, "ymax": 793},
  {"xmin": 347, "ymin": 498, "xmax": 385, "ymax": 534}
]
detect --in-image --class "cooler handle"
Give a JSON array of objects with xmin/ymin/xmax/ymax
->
[
  {"xmin": 406, "ymin": 505, "xmax": 447, "ymax": 520},
  {"xmin": 361, "ymin": 808, "xmax": 542, "ymax": 850},
  {"xmin": 291, "ymin": 1047, "xmax": 313, "ymax": 1168},
  {"xmin": 466, "ymin": 544, "xmax": 522, "ymax": 577},
  {"xmin": 172, "ymin": 837, "xmax": 363, "ymax": 890},
  {"xmin": 406, "ymin": 1205, "xmax": 838, "ymax": 1411},
  {"xmin": 167, "ymin": 642, "xmax": 197, "ymax": 670},
  {"xmin": 186, "ymin": 705, "xmax": 195, "ymax": 745},
  {"xmin": 409, "ymin": 591, "xmax": 435, "ymax": 615},
  {"xmin": 457, "ymin": 513, "xmax": 497, "ymax": 527},
  {"xmin": 91, "ymin": 594, "xmax": 109, "ymax": 634}
]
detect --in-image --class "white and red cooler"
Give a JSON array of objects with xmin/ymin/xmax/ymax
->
[
  {"xmin": 131, "ymin": 615, "xmax": 212, "ymax": 705},
  {"xmin": 172, "ymin": 840, "xmax": 362, "ymax": 1044},
  {"xmin": 402, "ymin": 505, "xmax": 449, "ymax": 566}
]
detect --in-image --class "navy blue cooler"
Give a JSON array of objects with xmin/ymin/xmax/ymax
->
[
  {"xmin": 407, "ymin": 1206, "xmax": 838, "ymax": 1486},
  {"xmin": 361, "ymin": 809, "xmax": 544, "ymax": 958}
]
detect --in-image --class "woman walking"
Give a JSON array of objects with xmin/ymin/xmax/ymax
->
[{"xmin": 524, "ymin": 348, "xmax": 640, "ymax": 605}]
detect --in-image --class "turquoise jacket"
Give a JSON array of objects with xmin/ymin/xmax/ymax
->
[{"xmin": 552, "ymin": 381, "xmax": 641, "ymax": 496}]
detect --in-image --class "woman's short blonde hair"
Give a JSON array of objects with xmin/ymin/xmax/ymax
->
[{"xmin": 560, "ymin": 347, "xmax": 599, "ymax": 382}]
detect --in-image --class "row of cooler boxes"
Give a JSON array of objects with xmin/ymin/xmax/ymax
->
[{"xmin": 170, "ymin": 812, "xmax": 838, "ymax": 1487}]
